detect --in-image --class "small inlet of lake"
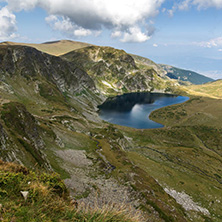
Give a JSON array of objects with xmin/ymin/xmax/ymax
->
[{"xmin": 98, "ymin": 92, "xmax": 189, "ymax": 129}]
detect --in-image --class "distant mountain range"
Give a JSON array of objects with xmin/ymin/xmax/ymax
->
[
  {"xmin": 1, "ymin": 40, "xmax": 213, "ymax": 86},
  {"xmin": 160, "ymin": 64, "xmax": 214, "ymax": 85}
]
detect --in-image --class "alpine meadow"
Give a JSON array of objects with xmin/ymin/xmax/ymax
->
[{"xmin": 0, "ymin": 1, "xmax": 222, "ymax": 222}]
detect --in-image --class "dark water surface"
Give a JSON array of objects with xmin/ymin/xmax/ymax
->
[{"xmin": 98, "ymin": 92, "xmax": 189, "ymax": 129}]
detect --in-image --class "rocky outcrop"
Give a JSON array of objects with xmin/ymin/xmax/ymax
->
[
  {"xmin": 0, "ymin": 45, "xmax": 95, "ymax": 94},
  {"xmin": 1, "ymin": 102, "xmax": 44, "ymax": 149},
  {"xmin": 1, "ymin": 102, "xmax": 51, "ymax": 169},
  {"xmin": 62, "ymin": 46, "xmax": 172, "ymax": 95}
]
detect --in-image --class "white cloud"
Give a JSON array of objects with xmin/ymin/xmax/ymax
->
[
  {"xmin": 121, "ymin": 26, "xmax": 150, "ymax": 43},
  {"xmin": 111, "ymin": 30, "xmax": 122, "ymax": 38},
  {"xmin": 197, "ymin": 37, "xmax": 222, "ymax": 48},
  {"xmin": 167, "ymin": 8, "xmax": 175, "ymax": 17},
  {"xmin": 4, "ymin": 0, "xmax": 165, "ymax": 42},
  {"xmin": 167, "ymin": 0, "xmax": 191, "ymax": 16},
  {"xmin": 74, "ymin": 28, "xmax": 92, "ymax": 37},
  {"xmin": 167, "ymin": 0, "xmax": 222, "ymax": 17},
  {"xmin": 46, "ymin": 15, "xmax": 93, "ymax": 37},
  {"xmin": 6, "ymin": 0, "xmax": 39, "ymax": 11},
  {"xmin": 192, "ymin": 0, "xmax": 222, "ymax": 9},
  {"xmin": 46, "ymin": 15, "xmax": 74, "ymax": 33},
  {"xmin": 0, "ymin": 6, "xmax": 17, "ymax": 40},
  {"xmin": 178, "ymin": 0, "xmax": 191, "ymax": 10}
]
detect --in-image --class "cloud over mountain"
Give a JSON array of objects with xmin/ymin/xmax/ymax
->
[
  {"xmin": 2, "ymin": 0, "xmax": 222, "ymax": 42},
  {"xmin": 2, "ymin": 0, "xmax": 164, "ymax": 42},
  {"xmin": 0, "ymin": 6, "xmax": 17, "ymax": 40}
]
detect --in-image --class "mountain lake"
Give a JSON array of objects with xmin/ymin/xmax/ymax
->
[{"xmin": 98, "ymin": 92, "xmax": 189, "ymax": 129}]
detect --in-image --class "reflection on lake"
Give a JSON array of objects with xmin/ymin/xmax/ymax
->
[{"xmin": 98, "ymin": 92, "xmax": 189, "ymax": 129}]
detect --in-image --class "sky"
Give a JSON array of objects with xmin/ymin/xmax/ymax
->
[{"xmin": 1, "ymin": 1, "xmax": 222, "ymax": 79}]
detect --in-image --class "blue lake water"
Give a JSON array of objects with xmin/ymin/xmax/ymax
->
[{"xmin": 98, "ymin": 93, "xmax": 189, "ymax": 129}]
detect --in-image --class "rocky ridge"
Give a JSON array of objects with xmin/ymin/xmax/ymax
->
[
  {"xmin": 62, "ymin": 46, "xmax": 178, "ymax": 95},
  {"xmin": 0, "ymin": 42, "xmax": 220, "ymax": 221},
  {"xmin": 0, "ymin": 45, "xmax": 95, "ymax": 94}
]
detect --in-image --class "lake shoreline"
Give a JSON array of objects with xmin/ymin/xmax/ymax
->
[{"xmin": 98, "ymin": 92, "xmax": 189, "ymax": 129}]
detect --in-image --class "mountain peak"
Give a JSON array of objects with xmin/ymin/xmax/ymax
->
[{"xmin": 0, "ymin": 40, "xmax": 92, "ymax": 56}]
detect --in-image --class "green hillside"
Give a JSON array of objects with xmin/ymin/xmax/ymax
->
[
  {"xmin": 0, "ymin": 41, "xmax": 221, "ymax": 221},
  {"xmin": 62, "ymin": 46, "xmax": 179, "ymax": 95},
  {"xmin": 188, "ymin": 79, "xmax": 222, "ymax": 98},
  {"xmin": 0, "ymin": 44, "xmax": 189, "ymax": 221},
  {"xmin": 0, "ymin": 160, "xmax": 141, "ymax": 222},
  {"xmin": 131, "ymin": 54, "xmax": 167, "ymax": 77},
  {"xmin": 160, "ymin": 64, "xmax": 214, "ymax": 85}
]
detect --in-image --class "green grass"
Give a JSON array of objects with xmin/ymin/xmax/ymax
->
[
  {"xmin": 1, "ymin": 41, "xmax": 222, "ymax": 222},
  {"xmin": 188, "ymin": 80, "xmax": 222, "ymax": 99},
  {"xmin": 118, "ymin": 93, "xmax": 222, "ymax": 221},
  {"xmin": 86, "ymin": 126, "xmax": 189, "ymax": 221},
  {"xmin": 0, "ymin": 160, "xmax": 142, "ymax": 222}
]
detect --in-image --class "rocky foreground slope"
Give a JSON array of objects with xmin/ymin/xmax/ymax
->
[
  {"xmin": 0, "ymin": 41, "xmax": 221, "ymax": 222},
  {"xmin": 0, "ymin": 160, "xmax": 143, "ymax": 222}
]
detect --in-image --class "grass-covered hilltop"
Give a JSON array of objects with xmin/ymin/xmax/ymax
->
[{"xmin": 0, "ymin": 40, "xmax": 221, "ymax": 222}]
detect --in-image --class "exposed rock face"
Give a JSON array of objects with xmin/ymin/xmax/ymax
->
[
  {"xmin": 164, "ymin": 188, "xmax": 210, "ymax": 216},
  {"xmin": 0, "ymin": 45, "xmax": 95, "ymax": 94},
  {"xmin": 0, "ymin": 122, "xmax": 8, "ymax": 151},
  {"xmin": 1, "ymin": 102, "xmax": 44, "ymax": 150},
  {"xmin": 119, "ymin": 53, "xmax": 136, "ymax": 68},
  {"xmin": 62, "ymin": 46, "xmax": 170, "ymax": 95},
  {"xmin": 0, "ymin": 121, "xmax": 20, "ymax": 163},
  {"xmin": 131, "ymin": 54, "xmax": 167, "ymax": 77},
  {"xmin": 0, "ymin": 42, "xmax": 218, "ymax": 221},
  {"xmin": 0, "ymin": 45, "xmax": 102, "ymax": 169},
  {"xmin": 1, "ymin": 102, "xmax": 51, "ymax": 169}
]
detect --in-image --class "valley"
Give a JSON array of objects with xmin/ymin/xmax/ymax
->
[{"xmin": 0, "ymin": 40, "xmax": 221, "ymax": 222}]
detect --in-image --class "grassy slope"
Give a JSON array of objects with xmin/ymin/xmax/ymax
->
[
  {"xmin": 121, "ymin": 85, "xmax": 222, "ymax": 221},
  {"xmin": 187, "ymin": 80, "xmax": 222, "ymax": 99},
  {"xmin": 0, "ymin": 82, "xmax": 189, "ymax": 221},
  {"xmin": 0, "ymin": 43, "xmax": 221, "ymax": 221},
  {"xmin": 0, "ymin": 40, "xmax": 91, "ymax": 56},
  {"xmin": 0, "ymin": 45, "xmax": 191, "ymax": 221},
  {"xmin": 0, "ymin": 160, "xmax": 141, "ymax": 222},
  {"xmin": 131, "ymin": 54, "xmax": 167, "ymax": 77}
]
